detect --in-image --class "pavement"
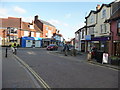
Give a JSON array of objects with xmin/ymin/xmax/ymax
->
[
  {"xmin": 2, "ymin": 47, "xmax": 41, "ymax": 88},
  {"xmin": 52, "ymin": 48, "xmax": 120, "ymax": 71},
  {"xmin": 0, "ymin": 47, "xmax": 2, "ymax": 90}
]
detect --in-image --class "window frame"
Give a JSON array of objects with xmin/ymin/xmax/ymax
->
[
  {"xmin": 46, "ymin": 27, "xmax": 48, "ymax": 31},
  {"xmin": 90, "ymin": 15, "xmax": 94, "ymax": 24},
  {"xmin": 117, "ymin": 20, "xmax": 120, "ymax": 35},
  {"xmin": 102, "ymin": 9, "xmax": 106, "ymax": 18}
]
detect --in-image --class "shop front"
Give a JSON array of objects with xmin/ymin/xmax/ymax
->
[
  {"xmin": 81, "ymin": 41, "xmax": 85, "ymax": 52},
  {"xmin": 42, "ymin": 38, "xmax": 52, "ymax": 47},
  {"xmin": 92, "ymin": 36, "xmax": 110, "ymax": 52},
  {"xmin": 21, "ymin": 37, "xmax": 42, "ymax": 48},
  {"xmin": 85, "ymin": 35, "xmax": 110, "ymax": 52}
]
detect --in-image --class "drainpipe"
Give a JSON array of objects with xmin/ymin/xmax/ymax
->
[
  {"xmin": 111, "ymin": 30, "xmax": 114, "ymax": 56},
  {"xmin": 110, "ymin": 21, "xmax": 114, "ymax": 56}
]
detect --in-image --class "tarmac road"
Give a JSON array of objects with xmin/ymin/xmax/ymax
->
[{"xmin": 13, "ymin": 48, "xmax": 119, "ymax": 88}]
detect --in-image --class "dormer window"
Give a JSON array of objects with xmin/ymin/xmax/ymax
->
[
  {"xmin": 90, "ymin": 16, "xmax": 94, "ymax": 23},
  {"xmin": 30, "ymin": 25, "xmax": 34, "ymax": 29},
  {"xmin": 102, "ymin": 9, "xmax": 106, "ymax": 18}
]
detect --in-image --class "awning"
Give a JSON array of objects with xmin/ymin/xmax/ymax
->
[{"xmin": 22, "ymin": 36, "xmax": 42, "ymax": 40}]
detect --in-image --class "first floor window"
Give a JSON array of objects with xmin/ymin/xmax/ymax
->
[
  {"xmin": 89, "ymin": 27, "xmax": 94, "ymax": 35},
  {"xmin": 24, "ymin": 31, "xmax": 29, "ymax": 36},
  {"xmin": 100, "ymin": 24, "xmax": 103, "ymax": 33},
  {"xmin": 104, "ymin": 24, "xmax": 107, "ymax": 33},
  {"xmin": 36, "ymin": 32, "xmax": 40, "ymax": 37},
  {"xmin": 9, "ymin": 36, "xmax": 17, "ymax": 42},
  {"xmin": 118, "ymin": 20, "xmax": 120, "ymax": 34},
  {"xmin": 31, "ymin": 32, "xmax": 34, "ymax": 37},
  {"xmin": 46, "ymin": 27, "xmax": 48, "ymax": 31},
  {"xmin": 100, "ymin": 24, "xmax": 107, "ymax": 33}
]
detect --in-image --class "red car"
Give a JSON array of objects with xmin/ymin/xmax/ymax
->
[{"xmin": 46, "ymin": 44, "xmax": 58, "ymax": 50}]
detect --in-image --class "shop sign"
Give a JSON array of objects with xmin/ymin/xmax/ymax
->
[{"xmin": 85, "ymin": 35, "xmax": 91, "ymax": 40}]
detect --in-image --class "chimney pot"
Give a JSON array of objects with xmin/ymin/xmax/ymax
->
[
  {"xmin": 96, "ymin": 4, "xmax": 101, "ymax": 10},
  {"xmin": 35, "ymin": 15, "xmax": 38, "ymax": 21}
]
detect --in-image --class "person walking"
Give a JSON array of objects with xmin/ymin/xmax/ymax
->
[
  {"xmin": 11, "ymin": 42, "xmax": 17, "ymax": 54},
  {"xmin": 63, "ymin": 43, "xmax": 69, "ymax": 56}
]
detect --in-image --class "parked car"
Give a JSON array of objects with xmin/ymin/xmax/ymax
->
[{"xmin": 46, "ymin": 44, "xmax": 58, "ymax": 51}]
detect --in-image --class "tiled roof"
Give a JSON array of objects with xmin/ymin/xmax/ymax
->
[
  {"xmin": 85, "ymin": 3, "xmax": 112, "ymax": 19},
  {"xmin": 34, "ymin": 24, "xmax": 42, "ymax": 33},
  {"xmin": 21, "ymin": 22, "xmax": 30, "ymax": 31},
  {"xmin": 110, "ymin": 8, "xmax": 120, "ymax": 20},
  {"xmin": 0, "ymin": 17, "xmax": 21, "ymax": 28},
  {"xmin": 40, "ymin": 19, "xmax": 55, "ymax": 27},
  {"xmin": 22, "ymin": 22, "xmax": 42, "ymax": 33},
  {"xmin": 53, "ymin": 33, "xmax": 62, "ymax": 37},
  {"xmin": 110, "ymin": 2, "xmax": 120, "ymax": 20},
  {"xmin": 85, "ymin": 10, "xmax": 97, "ymax": 19}
]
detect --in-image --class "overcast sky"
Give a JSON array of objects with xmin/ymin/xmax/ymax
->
[{"xmin": 0, "ymin": 1, "xmax": 114, "ymax": 40}]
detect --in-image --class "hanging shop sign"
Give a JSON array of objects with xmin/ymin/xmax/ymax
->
[{"xmin": 85, "ymin": 35, "xmax": 91, "ymax": 40}]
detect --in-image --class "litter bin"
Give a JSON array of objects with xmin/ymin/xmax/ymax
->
[{"xmin": 95, "ymin": 50, "xmax": 104, "ymax": 63}]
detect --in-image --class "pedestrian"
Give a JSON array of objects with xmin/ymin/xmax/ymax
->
[
  {"xmin": 11, "ymin": 42, "xmax": 17, "ymax": 54},
  {"xmin": 91, "ymin": 46, "xmax": 97, "ymax": 59},
  {"xmin": 63, "ymin": 43, "xmax": 69, "ymax": 56}
]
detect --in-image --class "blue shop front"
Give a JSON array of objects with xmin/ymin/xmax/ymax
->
[{"xmin": 21, "ymin": 37, "xmax": 42, "ymax": 48}]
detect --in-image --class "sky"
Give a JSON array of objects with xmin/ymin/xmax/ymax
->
[{"xmin": 0, "ymin": 1, "xmax": 114, "ymax": 41}]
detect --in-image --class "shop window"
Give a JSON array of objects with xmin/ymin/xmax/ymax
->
[
  {"xmin": 28, "ymin": 40, "xmax": 30, "ymax": 42},
  {"xmin": 33, "ymin": 40, "xmax": 35, "ymax": 44}
]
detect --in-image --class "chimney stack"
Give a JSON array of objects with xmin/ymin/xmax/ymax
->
[
  {"xmin": 96, "ymin": 4, "xmax": 101, "ymax": 10},
  {"xmin": 35, "ymin": 15, "xmax": 38, "ymax": 21}
]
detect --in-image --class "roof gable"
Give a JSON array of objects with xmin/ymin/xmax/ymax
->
[
  {"xmin": 96, "ymin": 4, "xmax": 111, "ymax": 13},
  {"xmin": 85, "ymin": 10, "xmax": 97, "ymax": 19},
  {"xmin": 85, "ymin": 3, "xmax": 111, "ymax": 19}
]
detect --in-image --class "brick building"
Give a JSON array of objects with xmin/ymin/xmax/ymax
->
[
  {"xmin": 0, "ymin": 17, "xmax": 21, "ymax": 46},
  {"xmin": 108, "ymin": 1, "xmax": 120, "ymax": 57},
  {"xmin": 34, "ymin": 15, "xmax": 57, "ymax": 46},
  {"xmin": 34, "ymin": 15, "xmax": 56, "ymax": 38},
  {"xmin": 0, "ymin": 17, "xmax": 42, "ymax": 46}
]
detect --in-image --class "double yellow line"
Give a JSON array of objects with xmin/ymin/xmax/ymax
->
[{"xmin": 14, "ymin": 55, "xmax": 51, "ymax": 90}]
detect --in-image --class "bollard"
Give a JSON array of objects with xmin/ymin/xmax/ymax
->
[{"xmin": 5, "ymin": 47, "xmax": 7, "ymax": 58}]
